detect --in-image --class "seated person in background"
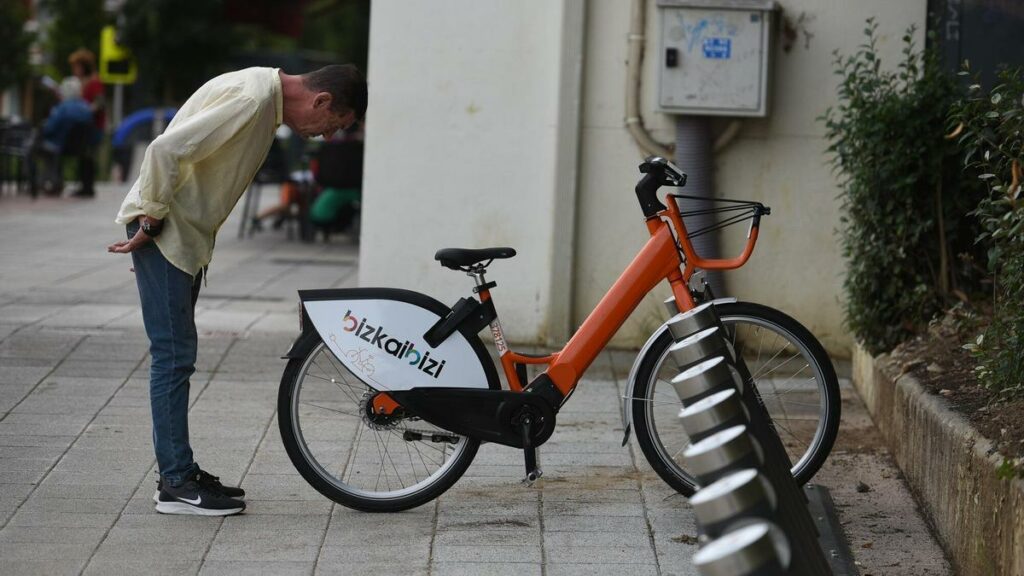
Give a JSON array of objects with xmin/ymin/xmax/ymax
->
[
  {"xmin": 309, "ymin": 125, "xmax": 364, "ymax": 240},
  {"xmin": 36, "ymin": 77, "xmax": 99, "ymax": 196},
  {"xmin": 68, "ymin": 48, "xmax": 106, "ymax": 197}
]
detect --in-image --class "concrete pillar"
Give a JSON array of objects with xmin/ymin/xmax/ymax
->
[{"xmin": 359, "ymin": 0, "xmax": 585, "ymax": 345}]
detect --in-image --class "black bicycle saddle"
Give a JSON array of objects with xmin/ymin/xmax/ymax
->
[{"xmin": 435, "ymin": 247, "xmax": 516, "ymax": 270}]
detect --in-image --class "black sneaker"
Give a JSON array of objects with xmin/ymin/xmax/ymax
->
[
  {"xmin": 155, "ymin": 478, "xmax": 245, "ymax": 516},
  {"xmin": 153, "ymin": 469, "xmax": 245, "ymax": 502}
]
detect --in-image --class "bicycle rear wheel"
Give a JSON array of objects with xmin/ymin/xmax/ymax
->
[
  {"xmin": 278, "ymin": 335, "xmax": 479, "ymax": 512},
  {"xmin": 631, "ymin": 302, "xmax": 840, "ymax": 496}
]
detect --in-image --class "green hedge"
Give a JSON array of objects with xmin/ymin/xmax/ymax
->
[
  {"xmin": 952, "ymin": 67, "xmax": 1024, "ymax": 398},
  {"xmin": 822, "ymin": 21, "xmax": 975, "ymax": 355}
]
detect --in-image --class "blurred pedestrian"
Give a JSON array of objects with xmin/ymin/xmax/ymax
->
[
  {"xmin": 106, "ymin": 65, "xmax": 367, "ymax": 516},
  {"xmin": 68, "ymin": 48, "xmax": 105, "ymax": 198},
  {"xmin": 33, "ymin": 77, "xmax": 99, "ymax": 195}
]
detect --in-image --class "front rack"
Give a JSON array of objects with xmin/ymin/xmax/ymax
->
[{"xmin": 667, "ymin": 194, "xmax": 771, "ymax": 240}]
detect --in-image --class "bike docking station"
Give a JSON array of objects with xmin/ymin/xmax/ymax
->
[{"xmin": 657, "ymin": 298, "xmax": 849, "ymax": 576}]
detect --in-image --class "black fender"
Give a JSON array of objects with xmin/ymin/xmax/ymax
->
[{"xmin": 281, "ymin": 328, "xmax": 321, "ymax": 360}]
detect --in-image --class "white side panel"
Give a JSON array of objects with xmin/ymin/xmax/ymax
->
[{"xmin": 304, "ymin": 299, "xmax": 491, "ymax": 392}]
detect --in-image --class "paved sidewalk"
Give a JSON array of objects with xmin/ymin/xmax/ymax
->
[{"xmin": 0, "ymin": 185, "xmax": 950, "ymax": 575}]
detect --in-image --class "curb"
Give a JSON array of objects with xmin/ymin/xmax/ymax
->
[{"xmin": 852, "ymin": 344, "xmax": 1024, "ymax": 576}]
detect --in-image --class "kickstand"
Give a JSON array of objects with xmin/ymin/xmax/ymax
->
[{"xmin": 518, "ymin": 412, "xmax": 543, "ymax": 485}]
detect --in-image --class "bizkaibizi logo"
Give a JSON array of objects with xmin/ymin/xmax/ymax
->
[{"xmin": 342, "ymin": 310, "xmax": 446, "ymax": 379}]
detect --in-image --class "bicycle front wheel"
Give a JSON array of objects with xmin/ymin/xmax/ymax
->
[
  {"xmin": 278, "ymin": 335, "xmax": 479, "ymax": 512},
  {"xmin": 631, "ymin": 302, "xmax": 841, "ymax": 496}
]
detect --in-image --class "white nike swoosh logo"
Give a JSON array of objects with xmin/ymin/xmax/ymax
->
[{"xmin": 180, "ymin": 496, "xmax": 202, "ymax": 505}]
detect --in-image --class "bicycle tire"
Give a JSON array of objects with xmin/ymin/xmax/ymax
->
[
  {"xmin": 631, "ymin": 301, "xmax": 841, "ymax": 496},
  {"xmin": 278, "ymin": 333, "xmax": 481, "ymax": 512}
]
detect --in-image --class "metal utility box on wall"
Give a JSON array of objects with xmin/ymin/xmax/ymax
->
[{"xmin": 657, "ymin": 0, "xmax": 777, "ymax": 117}]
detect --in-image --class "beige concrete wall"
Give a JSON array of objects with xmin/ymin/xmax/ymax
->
[
  {"xmin": 359, "ymin": 1, "xmax": 584, "ymax": 344},
  {"xmin": 361, "ymin": 0, "xmax": 927, "ymax": 355},
  {"xmin": 576, "ymin": 0, "xmax": 927, "ymax": 355}
]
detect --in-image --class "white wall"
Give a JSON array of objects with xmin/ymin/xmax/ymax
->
[
  {"xmin": 360, "ymin": 0, "xmax": 584, "ymax": 344},
  {"xmin": 362, "ymin": 0, "xmax": 926, "ymax": 355},
  {"xmin": 575, "ymin": 0, "xmax": 927, "ymax": 355}
]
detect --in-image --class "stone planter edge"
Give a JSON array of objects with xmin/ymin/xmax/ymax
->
[{"xmin": 851, "ymin": 343, "xmax": 1024, "ymax": 576}]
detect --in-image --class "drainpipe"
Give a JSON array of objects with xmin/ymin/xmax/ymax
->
[
  {"xmin": 626, "ymin": 0, "xmax": 743, "ymax": 296},
  {"xmin": 675, "ymin": 115, "xmax": 723, "ymax": 294},
  {"xmin": 626, "ymin": 0, "xmax": 673, "ymax": 159}
]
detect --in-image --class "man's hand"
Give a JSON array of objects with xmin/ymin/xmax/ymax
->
[{"xmin": 107, "ymin": 219, "xmax": 154, "ymax": 253}]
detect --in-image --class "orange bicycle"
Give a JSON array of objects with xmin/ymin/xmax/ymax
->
[{"xmin": 278, "ymin": 157, "xmax": 840, "ymax": 512}]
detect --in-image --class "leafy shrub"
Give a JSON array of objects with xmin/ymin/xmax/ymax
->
[
  {"xmin": 822, "ymin": 21, "xmax": 974, "ymax": 355},
  {"xmin": 951, "ymin": 67, "xmax": 1024, "ymax": 398}
]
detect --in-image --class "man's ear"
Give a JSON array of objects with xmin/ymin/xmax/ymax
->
[{"xmin": 313, "ymin": 92, "xmax": 333, "ymax": 109}]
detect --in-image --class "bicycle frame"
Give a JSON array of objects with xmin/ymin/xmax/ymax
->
[{"xmin": 486, "ymin": 193, "xmax": 762, "ymax": 398}]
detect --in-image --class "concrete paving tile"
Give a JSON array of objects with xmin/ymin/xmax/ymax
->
[
  {"xmin": 16, "ymin": 497, "xmax": 127, "ymax": 515},
  {"xmin": 36, "ymin": 304, "xmax": 137, "ymax": 328},
  {"xmin": 315, "ymin": 561, "xmax": 428, "ymax": 576},
  {"xmin": 11, "ymin": 395, "xmax": 109, "ymax": 415},
  {"xmin": 537, "ymin": 451, "xmax": 633, "ymax": 467},
  {"xmin": 433, "ymin": 528, "xmax": 540, "ymax": 547},
  {"xmin": 432, "ymin": 544, "xmax": 543, "ymax": 563},
  {"xmin": 0, "ymin": 413, "xmax": 91, "ymax": 436},
  {"xmin": 541, "ymin": 439, "xmax": 633, "ymax": 454},
  {"xmin": 0, "ymin": 324, "xmax": 23, "ymax": 341},
  {"xmin": 29, "ymin": 376, "xmax": 122, "ymax": 397},
  {"xmin": 6, "ymin": 509, "xmax": 118, "ymax": 528},
  {"xmin": 73, "ymin": 431, "xmax": 152, "ymax": 449},
  {"xmin": 0, "ymin": 329, "xmax": 78, "ymax": 356},
  {"xmin": 218, "ymin": 513, "xmax": 330, "ymax": 532},
  {"xmin": 0, "ymin": 467, "xmax": 47, "ymax": 484},
  {"xmin": 431, "ymin": 562, "xmax": 542, "ymax": 576},
  {"xmin": 540, "ymin": 487, "xmax": 642, "ymax": 504},
  {"xmin": 44, "ymin": 469, "xmax": 148, "ymax": 487},
  {"xmin": 435, "ymin": 514, "xmax": 537, "ymax": 532},
  {"xmin": 214, "ymin": 526, "xmax": 325, "ymax": 546},
  {"xmin": 52, "ymin": 359, "xmax": 138, "ymax": 378},
  {"xmin": 318, "ymin": 540, "xmax": 430, "ymax": 563},
  {"xmin": 541, "ymin": 514, "xmax": 648, "ymax": 533},
  {"xmin": 0, "ymin": 524, "xmax": 109, "ymax": 545},
  {"xmin": 80, "ymin": 421, "xmax": 151, "ymax": 438},
  {"xmin": 0, "ymin": 541, "xmax": 97, "ymax": 561},
  {"xmin": 91, "ymin": 541, "xmax": 210, "ymax": 563},
  {"xmin": 546, "ymin": 564, "xmax": 662, "ymax": 576},
  {"xmin": 0, "ymin": 558, "xmax": 88, "ymax": 576},
  {"xmin": 0, "ymin": 482, "xmax": 38, "ymax": 503},
  {"xmin": 238, "ymin": 474, "xmax": 328, "ymax": 501},
  {"xmin": 0, "ymin": 444, "xmax": 65, "ymax": 459},
  {"xmin": 199, "ymin": 560, "xmax": 314, "ymax": 576},
  {"xmin": 326, "ymin": 506, "xmax": 433, "ymax": 530},
  {"xmin": 206, "ymin": 538, "xmax": 322, "ymax": 562},
  {"xmin": 83, "ymin": 558, "xmax": 202, "ymax": 576},
  {"xmin": 544, "ymin": 544, "xmax": 656, "ymax": 565},
  {"xmin": 543, "ymin": 530, "xmax": 654, "ymax": 549},
  {"xmin": 102, "ymin": 523, "xmax": 219, "ymax": 546},
  {"xmin": 437, "ymin": 499, "xmax": 538, "ymax": 517},
  {"xmin": 30, "ymin": 482, "xmax": 138, "ymax": 500},
  {"xmin": 239, "ymin": 499, "xmax": 334, "ymax": 516},
  {"xmin": 0, "ymin": 365, "xmax": 50, "ymax": 385},
  {"xmin": 542, "ymin": 501, "xmax": 645, "ymax": 517}
]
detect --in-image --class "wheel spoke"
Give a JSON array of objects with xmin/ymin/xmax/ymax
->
[
  {"xmin": 286, "ymin": 341, "xmax": 474, "ymax": 507},
  {"xmin": 638, "ymin": 308, "xmax": 838, "ymax": 493}
]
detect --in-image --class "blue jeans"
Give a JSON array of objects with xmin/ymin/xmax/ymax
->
[{"xmin": 128, "ymin": 222, "xmax": 202, "ymax": 487}]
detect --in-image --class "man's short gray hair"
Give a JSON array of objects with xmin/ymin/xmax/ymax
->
[{"xmin": 301, "ymin": 64, "xmax": 368, "ymax": 121}]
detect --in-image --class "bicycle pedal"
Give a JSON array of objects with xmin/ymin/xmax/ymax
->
[{"xmin": 521, "ymin": 468, "xmax": 543, "ymax": 486}]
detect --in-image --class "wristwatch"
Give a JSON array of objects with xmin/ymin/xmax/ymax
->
[{"xmin": 140, "ymin": 216, "xmax": 164, "ymax": 237}]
